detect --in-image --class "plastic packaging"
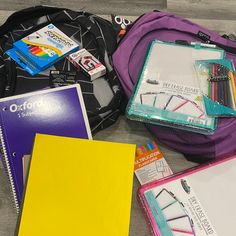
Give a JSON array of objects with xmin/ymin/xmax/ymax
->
[
  {"xmin": 195, "ymin": 59, "xmax": 236, "ymax": 116},
  {"xmin": 126, "ymin": 40, "xmax": 225, "ymax": 134}
]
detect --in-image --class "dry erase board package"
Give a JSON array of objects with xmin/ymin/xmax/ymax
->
[
  {"xmin": 126, "ymin": 40, "xmax": 225, "ymax": 134},
  {"xmin": 138, "ymin": 155, "xmax": 236, "ymax": 236},
  {"xmin": 195, "ymin": 59, "xmax": 236, "ymax": 117}
]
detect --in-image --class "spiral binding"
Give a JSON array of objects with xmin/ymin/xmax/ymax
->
[{"xmin": 0, "ymin": 125, "xmax": 20, "ymax": 213}]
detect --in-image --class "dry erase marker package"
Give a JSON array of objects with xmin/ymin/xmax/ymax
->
[
  {"xmin": 195, "ymin": 59, "xmax": 236, "ymax": 116},
  {"xmin": 68, "ymin": 48, "xmax": 106, "ymax": 80},
  {"xmin": 138, "ymin": 155, "xmax": 236, "ymax": 236},
  {"xmin": 126, "ymin": 40, "xmax": 225, "ymax": 134}
]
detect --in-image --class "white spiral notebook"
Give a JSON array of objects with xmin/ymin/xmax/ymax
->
[{"xmin": 0, "ymin": 85, "xmax": 92, "ymax": 212}]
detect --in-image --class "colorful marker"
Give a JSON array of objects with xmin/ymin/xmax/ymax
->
[{"xmin": 229, "ymin": 70, "xmax": 236, "ymax": 108}]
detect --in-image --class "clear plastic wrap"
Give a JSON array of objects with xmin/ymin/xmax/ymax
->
[
  {"xmin": 195, "ymin": 59, "xmax": 236, "ymax": 116},
  {"xmin": 126, "ymin": 40, "xmax": 225, "ymax": 134},
  {"xmin": 138, "ymin": 155, "xmax": 236, "ymax": 236}
]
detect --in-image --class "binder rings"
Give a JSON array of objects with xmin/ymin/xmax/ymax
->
[
  {"xmin": 138, "ymin": 155, "xmax": 236, "ymax": 236},
  {"xmin": 17, "ymin": 134, "xmax": 136, "ymax": 236},
  {"xmin": 126, "ymin": 40, "xmax": 225, "ymax": 134},
  {"xmin": 0, "ymin": 85, "xmax": 92, "ymax": 212}
]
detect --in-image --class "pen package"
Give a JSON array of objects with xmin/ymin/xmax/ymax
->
[
  {"xmin": 126, "ymin": 40, "xmax": 225, "ymax": 134},
  {"xmin": 195, "ymin": 59, "xmax": 236, "ymax": 117}
]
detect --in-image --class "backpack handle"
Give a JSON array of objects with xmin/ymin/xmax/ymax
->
[
  {"xmin": 0, "ymin": 7, "xmax": 123, "ymax": 126},
  {"xmin": 0, "ymin": 6, "xmax": 64, "ymax": 36}
]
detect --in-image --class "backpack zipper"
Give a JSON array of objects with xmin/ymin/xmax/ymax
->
[{"xmin": 118, "ymin": 14, "xmax": 236, "ymax": 55}]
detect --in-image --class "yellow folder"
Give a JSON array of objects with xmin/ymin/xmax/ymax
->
[{"xmin": 18, "ymin": 134, "xmax": 136, "ymax": 236}]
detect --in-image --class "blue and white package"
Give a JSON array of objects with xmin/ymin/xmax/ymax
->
[{"xmin": 6, "ymin": 23, "xmax": 79, "ymax": 75}]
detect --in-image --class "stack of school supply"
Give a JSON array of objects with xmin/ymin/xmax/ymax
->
[
  {"xmin": 126, "ymin": 40, "xmax": 225, "ymax": 134},
  {"xmin": 135, "ymin": 141, "xmax": 172, "ymax": 185},
  {"xmin": 6, "ymin": 23, "xmax": 79, "ymax": 75},
  {"xmin": 195, "ymin": 59, "xmax": 236, "ymax": 116},
  {"xmin": 17, "ymin": 134, "xmax": 135, "ymax": 236},
  {"xmin": 138, "ymin": 155, "xmax": 236, "ymax": 236},
  {"xmin": 0, "ymin": 85, "xmax": 92, "ymax": 212}
]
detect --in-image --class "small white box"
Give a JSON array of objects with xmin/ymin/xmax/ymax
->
[{"xmin": 68, "ymin": 48, "xmax": 106, "ymax": 80}]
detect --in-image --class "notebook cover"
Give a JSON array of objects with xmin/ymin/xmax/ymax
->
[
  {"xmin": 0, "ymin": 85, "xmax": 92, "ymax": 212},
  {"xmin": 138, "ymin": 155, "xmax": 236, "ymax": 236},
  {"xmin": 17, "ymin": 134, "xmax": 135, "ymax": 236}
]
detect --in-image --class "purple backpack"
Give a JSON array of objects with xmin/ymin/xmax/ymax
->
[{"xmin": 112, "ymin": 11, "xmax": 236, "ymax": 162}]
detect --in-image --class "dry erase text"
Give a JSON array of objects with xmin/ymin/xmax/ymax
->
[
  {"xmin": 188, "ymin": 196, "xmax": 215, "ymax": 235},
  {"xmin": 163, "ymin": 82, "xmax": 199, "ymax": 95}
]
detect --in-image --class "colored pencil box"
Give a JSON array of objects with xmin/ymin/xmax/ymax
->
[
  {"xmin": 6, "ymin": 23, "xmax": 79, "ymax": 75},
  {"xmin": 138, "ymin": 155, "xmax": 236, "ymax": 236},
  {"xmin": 195, "ymin": 59, "xmax": 236, "ymax": 116}
]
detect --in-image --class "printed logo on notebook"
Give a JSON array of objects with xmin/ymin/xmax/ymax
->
[
  {"xmin": 9, "ymin": 98, "xmax": 61, "ymax": 115},
  {"xmin": 9, "ymin": 101, "xmax": 44, "ymax": 113}
]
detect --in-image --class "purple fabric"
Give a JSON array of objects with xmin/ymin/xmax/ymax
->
[{"xmin": 113, "ymin": 11, "xmax": 236, "ymax": 160}]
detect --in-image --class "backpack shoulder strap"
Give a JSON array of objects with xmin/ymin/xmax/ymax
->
[{"xmin": 0, "ymin": 6, "xmax": 65, "ymax": 36}]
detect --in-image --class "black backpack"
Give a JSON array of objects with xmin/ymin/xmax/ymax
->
[{"xmin": 0, "ymin": 6, "xmax": 123, "ymax": 133}]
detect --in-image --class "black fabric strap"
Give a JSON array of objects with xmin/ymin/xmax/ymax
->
[
  {"xmin": 0, "ymin": 6, "xmax": 66, "ymax": 36},
  {"xmin": 0, "ymin": 7, "xmax": 123, "ymax": 131}
]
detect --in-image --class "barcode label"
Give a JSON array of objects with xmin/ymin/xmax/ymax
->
[{"xmin": 187, "ymin": 117, "xmax": 206, "ymax": 125}]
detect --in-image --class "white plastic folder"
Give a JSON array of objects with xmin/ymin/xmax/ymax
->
[
  {"xmin": 138, "ymin": 155, "xmax": 236, "ymax": 236},
  {"xmin": 126, "ymin": 40, "xmax": 225, "ymax": 134}
]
